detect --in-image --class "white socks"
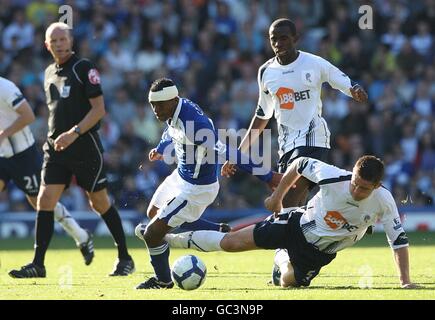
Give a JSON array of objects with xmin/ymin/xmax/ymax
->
[
  {"xmin": 165, "ymin": 231, "xmax": 225, "ymax": 252},
  {"xmin": 54, "ymin": 203, "xmax": 88, "ymax": 246},
  {"xmin": 274, "ymin": 248, "xmax": 290, "ymax": 270}
]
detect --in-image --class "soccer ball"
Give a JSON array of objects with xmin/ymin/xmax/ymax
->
[{"xmin": 171, "ymin": 255, "xmax": 207, "ymax": 290}]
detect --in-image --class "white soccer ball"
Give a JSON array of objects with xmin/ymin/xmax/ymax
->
[{"xmin": 171, "ymin": 255, "xmax": 207, "ymax": 290}]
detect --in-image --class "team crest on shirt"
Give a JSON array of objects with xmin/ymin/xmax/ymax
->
[
  {"xmin": 301, "ymin": 69, "xmax": 316, "ymax": 86},
  {"xmin": 363, "ymin": 214, "xmax": 371, "ymax": 223},
  {"xmin": 60, "ymin": 86, "xmax": 71, "ymax": 98},
  {"xmin": 88, "ymin": 68, "xmax": 101, "ymax": 85},
  {"xmin": 309, "ymin": 160, "xmax": 319, "ymax": 172}
]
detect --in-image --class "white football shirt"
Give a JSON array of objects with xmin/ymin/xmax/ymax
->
[
  {"xmin": 256, "ymin": 51, "xmax": 353, "ymax": 156},
  {"xmin": 292, "ymin": 157, "xmax": 409, "ymax": 254},
  {"xmin": 0, "ymin": 77, "xmax": 35, "ymax": 158}
]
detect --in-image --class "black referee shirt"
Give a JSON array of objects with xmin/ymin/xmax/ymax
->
[{"xmin": 44, "ymin": 54, "xmax": 103, "ymax": 141}]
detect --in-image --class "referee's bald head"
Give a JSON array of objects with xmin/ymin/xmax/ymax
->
[
  {"xmin": 45, "ymin": 22, "xmax": 74, "ymax": 64},
  {"xmin": 45, "ymin": 22, "xmax": 73, "ymax": 42}
]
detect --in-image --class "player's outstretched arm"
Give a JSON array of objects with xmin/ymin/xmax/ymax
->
[
  {"xmin": 323, "ymin": 59, "xmax": 368, "ymax": 103},
  {"xmin": 393, "ymin": 246, "xmax": 421, "ymax": 289},
  {"xmin": 221, "ymin": 116, "xmax": 269, "ymax": 178},
  {"xmin": 264, "ymin": 160, "xmax": 302, "ymax": 214},
  {"xmin": 219, "ymin": 142, "xmax": 274, "ymax": 183}
]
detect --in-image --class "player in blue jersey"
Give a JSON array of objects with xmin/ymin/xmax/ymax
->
[{"xmin": 135, "ymin": 78, "xmax": 281, "ymax": 289}]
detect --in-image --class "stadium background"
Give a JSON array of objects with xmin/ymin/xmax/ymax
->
[{"xmin": 0, "ymin": 0, "xmax": 433, "ymax": 237}]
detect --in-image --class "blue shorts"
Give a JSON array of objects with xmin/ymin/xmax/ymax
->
[
  {"xmin": 253, "ymin": 210, "xmax": 336, "ymax": 287},
  {"xmin": 0, "ymin": 144, "xmax": 42, "ymax": 196}
]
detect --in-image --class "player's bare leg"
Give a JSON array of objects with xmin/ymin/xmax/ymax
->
[
  {"xmin": 37, "ymin": 184, "xmax": 65, "ymax": 211},
  {"xmin": 136, "ymin": 217, "xmax": 175, "ymax": 289},
  {"xmin": 147, "ymin": 204, "xmax": 159, "ymax": 219},
  {"xmin": 87, "ymin": 188, "xmax": 134, "ymax": 276},
  {"xmin": 220, "ymin": 225, "xmax": 258, "ymax": 251},
  {"xmin": 87, "ymin": 188, "xmax": 111, "ymax": 214},
  {"xmin": 143, "ymin": 204, "xmax": 231, "ymax": 233}
]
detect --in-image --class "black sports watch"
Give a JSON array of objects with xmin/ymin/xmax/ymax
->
[{"xmin": 73, "ymin": 125, "xmax": 81, "ymax": 136}]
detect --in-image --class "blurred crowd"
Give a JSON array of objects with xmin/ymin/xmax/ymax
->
[{"xmin": 0, "ymin": 0, "xmax": 433, "ymax": 214}]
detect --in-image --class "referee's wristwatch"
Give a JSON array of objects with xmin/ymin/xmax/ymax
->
[{"xmin": 72, "ymin": 125, "xmax": 81, "ymax": 136}]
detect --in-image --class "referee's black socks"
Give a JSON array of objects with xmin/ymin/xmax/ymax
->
[
  {"xmin": 33, "ymin": 211, "xmax": 54, "ymax": 267},
  {"xmin": 101, "ymin": 206, "xmax": 131, "ymax": 260}
]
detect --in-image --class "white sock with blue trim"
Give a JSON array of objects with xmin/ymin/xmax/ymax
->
[
  {"xmin": 54, "ymin": 203, "xmax": 88, "ymax": 246},
  {"xmin": 165, "ymin": 231, "xmax": 225, "ymax": 252},
  {"xmin": 274, "ymin": 249, "xmax": 290, "ymax": 269}
]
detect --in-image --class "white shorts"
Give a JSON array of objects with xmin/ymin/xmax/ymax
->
[{"xmin": 150, "ymin": 170, "xmax": 219, "ymax": 228}]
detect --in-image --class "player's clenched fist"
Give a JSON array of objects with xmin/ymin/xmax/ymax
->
[
  {"xmin": 350, "ymin": 84, "xmax": 368, "ymax": 103},
  {"xmin": 221, "ymin": 161, "xmax": 237, "ymax": 178},
  {"xmin": 149, "ymin": 148, "xmax": 164, "ymax": 161}
]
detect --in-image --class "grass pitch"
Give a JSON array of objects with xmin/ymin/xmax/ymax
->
[{"xmin": 0, "ymin": 232, "xmax": 434, "ymax": 300}]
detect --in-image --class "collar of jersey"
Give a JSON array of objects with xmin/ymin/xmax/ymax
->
[
  {"xmin": 169, "ymin": 97, "xmax": 183, "ymax": 126},
  {"xmin": 274, "ymin": 50, "xmax": 302, "ymax": 68},
  {"xmin": 56, "ymin": 54, "xmax": 77, "ymax": 69}
]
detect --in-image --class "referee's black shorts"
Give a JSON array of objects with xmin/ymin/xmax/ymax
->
[
  {"xmin": 41, "ymin": 131, "xmax": 107, "ymax": 192},
  {"xmin": 253, "ymin": 210, "xmax": 336, "ymax": 287}
]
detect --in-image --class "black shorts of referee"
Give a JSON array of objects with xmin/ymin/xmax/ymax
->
[{"xmin": 41, "ymin": 131, "xmax": 107, "ymax": 192}]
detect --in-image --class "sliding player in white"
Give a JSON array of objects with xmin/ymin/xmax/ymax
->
[
  {"xmin": 166, "ymin": 155, "xmax": 419, "ymax": 289},
  {"xmin": 0, "ymin": 76, "xmax": 94, "ymax": 275}
]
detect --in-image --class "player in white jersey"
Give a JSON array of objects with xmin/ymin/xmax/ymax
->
[
  {"xmin": 165, "ymin": 155, "xmax": 419, "ymax": 289},
  {"xmin": 222, "ymin": 18, "xmax": 368, "ymax": 209},
  {"xmin": 0, "ymin": 76, "xmax": 94, "ymax": 274}
]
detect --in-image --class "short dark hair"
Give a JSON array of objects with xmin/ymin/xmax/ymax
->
[
  {"xmin": 270, "ymin": 18, "xmax": 297, "ymax": 36},
  {"xmin": 355, "ymin": 155, "xmax": 385, "ymax": 184},
  {"xmin": 150, "ymin": 78, "xmax": 175, "ymax": 92}
]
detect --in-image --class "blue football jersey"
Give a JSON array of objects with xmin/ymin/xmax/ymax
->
[{"xmin": 156, "ymin": 98, "xmax": 218, "ymax": 185}]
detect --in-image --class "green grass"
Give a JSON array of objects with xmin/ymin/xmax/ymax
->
[{"xmin": 0, "ymin": 232, "xmax": 434, "ymax": 300}]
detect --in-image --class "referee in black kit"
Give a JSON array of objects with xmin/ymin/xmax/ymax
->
[{"xmin": 9, "ymin": 22, "xmax": 134, "ymax": 278}]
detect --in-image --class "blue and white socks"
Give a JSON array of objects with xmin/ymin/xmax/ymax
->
[{"xmin": 148, "ymin": 242, "xmax": 172, "ymax": 284}]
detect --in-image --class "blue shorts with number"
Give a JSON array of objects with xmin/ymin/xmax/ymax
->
[
  {"xmin": 0, "ymin": 144, "xmax": 42, "ymax": 196},
  {"xmin": 253, "ymin": 210, "xmax": 336, "ymax": 287}
]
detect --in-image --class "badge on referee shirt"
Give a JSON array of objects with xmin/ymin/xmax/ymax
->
[
  {"xmin": 60, "ymin": 86, "xmax": 71, "ymax": 98},
  {"xmin": 88, "ymin": 69, "xmax": 101, "ymax": 85}
]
